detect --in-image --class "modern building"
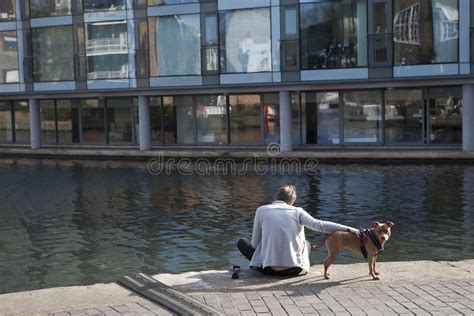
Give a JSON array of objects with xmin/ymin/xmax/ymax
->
[{"xmin": 0, "ymin": 0, "xmax": 473, "ymax": 152}]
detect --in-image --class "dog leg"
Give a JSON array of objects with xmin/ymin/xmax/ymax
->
[
  {"xmin": 323, "ymin": 249, "xmax": 338, "ymax": 279},
  {"xmin": 373, "ymin": 256, "xmax": 380, "ymax": 276},
  {"xmin": 368, "ymin": 255, "xmax": 380, "ymax": 280}
]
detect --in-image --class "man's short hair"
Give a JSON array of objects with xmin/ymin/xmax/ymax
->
[{"xmin": 274, "ymin": 185, "xmax": 297, "ymax": 205}]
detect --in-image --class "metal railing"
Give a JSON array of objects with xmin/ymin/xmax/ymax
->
[
  {"xmin": 86, "ymin": 38, "xmax": 128, "ymax": 56},
  {"xmin": 280, "ymin": 39, "xmax": 299, "ymax": 71},
  {"xmin": 201, "ymin": 45, "xmax": 219, "ymax": 73},
  {"xmin": 87, "ymin": 70, "xmax": 128, "ymax": 80},
  {"xmin": 368, "ymin": 33, "xmax": 393, "ymax": 67}
]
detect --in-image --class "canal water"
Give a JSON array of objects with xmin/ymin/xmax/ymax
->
[{"xmin": 0, "ymin": 159, "xmax": 473, "ymax": 294}]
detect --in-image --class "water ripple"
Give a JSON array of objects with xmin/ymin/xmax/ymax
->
[{"xmin": 0, "ymin": 161, "xmax": 473, "ymax": 294}]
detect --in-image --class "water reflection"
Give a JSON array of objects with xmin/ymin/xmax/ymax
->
[{"xmin": 0, "ymin": 160, "xmax": 473, "ymax": 294}]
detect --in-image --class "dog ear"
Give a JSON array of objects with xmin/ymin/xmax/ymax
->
[
  {"xmin": 385, "ymin": 221, "xmax": 394, "ymax": 228},
  {"xmin": 371, "ymin": 221, "xmax": 380, "ymax": 228}
]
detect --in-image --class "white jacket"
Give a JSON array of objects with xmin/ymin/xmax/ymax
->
[{"xmin": 249, "ymin": 200, "xmax": 356, "ymax": 272}]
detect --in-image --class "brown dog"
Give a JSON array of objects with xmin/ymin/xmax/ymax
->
[{"xmin": 314, "ymin": 221, "xmax": 394, "ymax": 280}]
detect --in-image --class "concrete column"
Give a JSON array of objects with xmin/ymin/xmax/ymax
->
[
  {"xmin": 29, "ymin": 98, "xmax": 41, "ymax": 149},
  {"xmin": 463, "ymin": 85, "xmax": 474, "ymax": 151},
  {"xmin": 138, "ymin": 95, "xmax": 151, "ymax": 151},
  {"xmin": 279, "ymin": 91, "xmax": 293, "ymax": 152}
]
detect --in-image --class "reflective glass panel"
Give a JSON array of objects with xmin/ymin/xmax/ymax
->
[
  {"xmin": 148, "ymin": 0, "xmax": 198, "ymax": 5},
  {"xmin": 107, "ymin": 98, "xmax": 133, "ymax": 143},
  {"xmin": 229, "ymin": 95, "xmax": 261, "ymax": 145},
  {"xmin": 81, "ymin": 99, "xmax": 105, "ymax": 143},
  {"xmin": 263, "ymin": 94, "xmax": 279, "ymax": 145},
  {"xmin": 221, "ymin": 8, "xmax": 272, "ymax": 73},
  {"xmin": 56, "ymin": 100, "xmax": 74, "ymax": 144},
  {"xmin": 83, "ymin": 0, "xmax": 125, "ymax": 12},
  {"xmin": 300, "ymin": 0, "xmax": 367, "ymax": 69},
  {"xmin": 291, "ymin": 93, "xmax": 301, "ymax": 145},
  {"xmin": 196, "ymin": 95, "xmax": 227, "ymax": 145},
  {"xmin": 343, "ymin": 91, "xmax": 382, "ymax": 143},
  {"xmin": 150, "ymin": 97, "xmax": 163, "ymax": 145},
  {"xmin": 385, "ymin": 89, "xmax": 423, "ymax": 143},
  {"xmin": 14, "ymin": 101, "xmax": 30, "ymax": 144},
  {"xmin": 0, "ymin": 0, "xmax": 15, "ymax": 21},
  {"xmin": 32, "ymin": 26, "xmax": 74, "ymax": 82},
  {"xmin": 163, "ymin": 96, "xmax": 195, "ymax": 145},
  {"xmin": 149, "ymin": 15, "xmax": 201, "ymax": 76},
  {"xmin": 394, "ymin": 0, "xmax": 458, "ymax": 65},
  {"xmin": 429, "ymin": 87, "xmax": 462, "ymax": 144},
  {"xmin": 0, "ymin": 101, "xmax": 12, "ymax": 143},
  {"xmin": 40, "ymin": 100, "xmax": 56, "ymax": 144},
  {"xmin": 30, "ymin": 0, "xmax": 72, "ymax": 17},
  {"xmin": 205, "ymin": 15, "xmax": 218, "ymax": 45},
  {"xmin": 0, "ymin": 31, "xmax": 19, "ymax": 84},
  {"xmin": 86, "ymin": 21, "xmax": 129, "ymax": 80},
  {"xmin": 303, "ymin": 92, "xmax": 340, "ymax": 145}
]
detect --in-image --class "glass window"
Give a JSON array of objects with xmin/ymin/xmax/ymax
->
[
  {"xmin": 343, "ymin": 91, "xmax": 383, "ymax": 143},
  {"xmin": 229, "ymin": 95, "xmax": 261, "ymax": 145},
  {"xmin": 163, "ymin": 96, "xmax": 195, "ymax": 145},
  {"xmin": 107, "ymin": 98, "xmax": 133, "ymax": 143},
  {"xmin": 0, "ymin": 31, "xmax": 19, "ymax": 84},
  {"xmin": 303, "ymin": 92, "xmax": 340, "ymax": 145},
  {"xmin": 263, "ymin": 94, "xmax": 279, "ymax": 144},
  {"xmin": 291, "ymin": 93, "xmax": 301, "ymax": 145},
  {"xmin": 221, "ymin": 8, "xmax": 272, "ymax": 73},
  {"xmin": 86, "ymin": 21, "xmax": 129, "ymax": 80},
  {"xmin": 196, "ymin": 95, "xmax": 227, "ymax": 145},
  {"xmin": 162, "ymin": 98, "xmax": 176, "ymax": 144},
  {"xmin": 300, "ymin": 1, "xmax": 367, "ymax": 69},
  {"xmin": 150, "ymin": 97, "xmax": 163, "ymax": 145},
  {"xmin": 0, "ymin": 101, "xmax": 13, "ymax": 143},
  {"xmin": 0, "ymin": 0, "xmax": 15, "ymax": 21},
  {"xmin": 429, "ymin": 87, "xmax": 462, "ymax": 144},
  {"xmin": 32, "ymin": 26, "xmax": 74, "ymax": 82},
  {"xmin": 373, "ymin": 2, "xmax": 388, "ymax": 33},
  {"xmin": 81, "ymin": 99, "xmax": 105, "ymax": 143},
  {"xmin": 149, "ymin": 14, "xmax": 201, "ymax": 76},
  {"xmin": 56, "ymin": 100, "xmax": 75, "ymax": 144},
  {"xmin": 285, "ymin": 8, "xmax": 298, "ymax": 39},
  {"xmin": 30, "ymin": 0, "xmax": 72, "ymax": 17},
  {"xmin": 14, "ymin": 101, "xmax": 30, "ymax": 144},
  {"xmin": 40, "ymin": 100, "xmax": 56, "ymax": 144},
  {"xmin": 83, "ymin": 0, "xmax": 125, "ymax": 12},
  {"xmin": 203, "ymin": 14, "xmax": 219, "ymax": 73},
  {"xmin": 394, "ymin": 0, "xmax": 458, "ymax": 65},
  {"xmin": 385, "ymin": 89, "xmax": 424, "ymax": 143},
  {"xmin": 147, "ymin": 0, "xmax": 198, "ymax": 5}
]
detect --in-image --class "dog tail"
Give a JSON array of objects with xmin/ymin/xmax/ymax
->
[{"xmin": 312, "ymin": 234, "xmax": 330, "ymax": 250}]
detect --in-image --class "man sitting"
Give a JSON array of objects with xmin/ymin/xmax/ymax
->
[{"xmin": 237, "ymin": 185, "xmax": 358, "ymax": 276}]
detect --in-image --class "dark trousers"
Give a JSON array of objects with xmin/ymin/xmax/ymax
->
[{"xmin": 237, "ymin": 238, "xmax": 305, "ymax": 276}]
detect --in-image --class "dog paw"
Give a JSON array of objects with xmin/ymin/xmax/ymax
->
[
  {"xmin": 374, "ymin": 271, "xmax": 380, "ymax": 275},
  {"xmin": 324, "ymin": 274, "xmax": 330, "ymax": 280},
  {"xmin": 372, "ymin": 276, "xmax": 381, "ymax": 281}
]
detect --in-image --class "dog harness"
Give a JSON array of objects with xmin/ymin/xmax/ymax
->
[{"xmin": 359, "ymin": 228, "xmax": 384, "ymax": 259}]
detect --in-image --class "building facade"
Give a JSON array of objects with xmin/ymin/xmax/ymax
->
[{"xmin": 0, "ymin": 0, "xmax": 473, "ymax": 151}]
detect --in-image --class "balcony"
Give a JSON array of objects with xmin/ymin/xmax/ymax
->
[
  {"xmin": 86, "ymin": 38, "xmax": 128, "ymax": 56},
  {"xmin": 87, "ymin": 70, "xmax": 128, "ymax": 80},
  {"xmin": 368, "ymin": 33, "xmax": 393, "ymax": 68}
]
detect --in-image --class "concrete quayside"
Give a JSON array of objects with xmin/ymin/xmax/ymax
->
[
  {"xmin": 1, "ymin": 147, "xmax": 474, "ymax": 162},
  {"xmin": 0, "ymin": 260, "xmax": 473, "ymax": 315}
]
